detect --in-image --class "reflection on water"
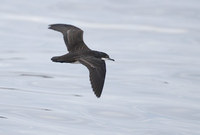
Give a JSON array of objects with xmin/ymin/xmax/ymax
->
[
  {"xmin": 0, "ymin": 0, "xmax": 200, "ymax": 135},
  {"xmin": 20, "ymin": 73, "xmax": 53, "ymax": 78},
  {"xmin": 0, "ymin": 116, "xmax": 7, "ymax": 119}
]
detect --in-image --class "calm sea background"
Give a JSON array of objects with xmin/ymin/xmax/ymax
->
[{"xmin": 0, "ymin": 0, "xmax": 200, "ymax": 135}]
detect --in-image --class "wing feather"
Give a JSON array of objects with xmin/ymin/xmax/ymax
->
[
  {"xmin": 78, "ymin": 57, "xmax": 106, "ymax": 97},
  {"xmin": 48, "ymin": 24, "xmax": 90, "ymax": 52}
]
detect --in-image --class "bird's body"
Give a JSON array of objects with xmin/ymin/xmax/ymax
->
[
  {"xmin": 52, "ymin": 50, "xmax": 108, "ymax": 63},
  {"xmin": 49, "ymin": 24, "xmax": 114, "ymax": 98}
]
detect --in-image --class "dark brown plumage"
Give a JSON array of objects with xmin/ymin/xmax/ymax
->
[{"xmin": 49, "ymin": 24, "xmax": 114, "ymax": 98}]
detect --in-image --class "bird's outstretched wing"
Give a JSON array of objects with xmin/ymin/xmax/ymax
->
[
  {"xmin": 78, "ymin": 57, "xmax": 106, "ymax": 98},
  {"xmin": 48, "ymin": 24, "xmax": 90, "ymax": 52}
]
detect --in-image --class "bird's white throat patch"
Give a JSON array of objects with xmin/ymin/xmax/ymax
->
[{"xmin": 101, "ymin": 57, "xmax": 108, "ymax": 61}]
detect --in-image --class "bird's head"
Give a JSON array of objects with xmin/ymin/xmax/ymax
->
[{"xmin": 100, "ymin": 52, "xmax": 115, "ymax": 61}]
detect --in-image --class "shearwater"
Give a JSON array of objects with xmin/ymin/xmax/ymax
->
[{"xmin": 49, "ymin": 24, "xmax": 114, "ymax": 98}]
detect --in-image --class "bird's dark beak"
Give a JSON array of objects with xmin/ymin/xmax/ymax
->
[{"xmin": 108, "ymin": 58, "xmax": 115, "ymax": 61}]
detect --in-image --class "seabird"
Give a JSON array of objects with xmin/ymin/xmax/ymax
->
[{"xmin": 48, "ymin": 24, "xmax": 114, "ymax": 98}]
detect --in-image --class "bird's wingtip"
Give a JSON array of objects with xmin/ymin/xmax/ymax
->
[
  {"xmin": 94, "ymin": 91, "xmax": 102, "ymax": 98},
  {"xmin": 48, "ymin": 24, "xmax": 67, "ymax": 30},
  {"xmin": 96, "ymin": 94, "xmax": 101, "ymax": 98},
  {"xmin": 48, "ymin": 24, "xmax": 53, "ymax": 29}
]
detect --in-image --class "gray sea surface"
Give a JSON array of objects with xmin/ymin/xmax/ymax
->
[{"xmin": 0, "ymin": 0, "xmax": 200, "ymax": 135}]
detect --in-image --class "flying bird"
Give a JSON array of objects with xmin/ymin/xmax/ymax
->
[{"xmin": 48, "ymin": 24, "xmax": 114, "ymax": 98}]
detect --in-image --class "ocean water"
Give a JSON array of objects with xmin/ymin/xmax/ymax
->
[{"xmin": 0, "ymin": 0, "xmax": 200, "ymax": 135}]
